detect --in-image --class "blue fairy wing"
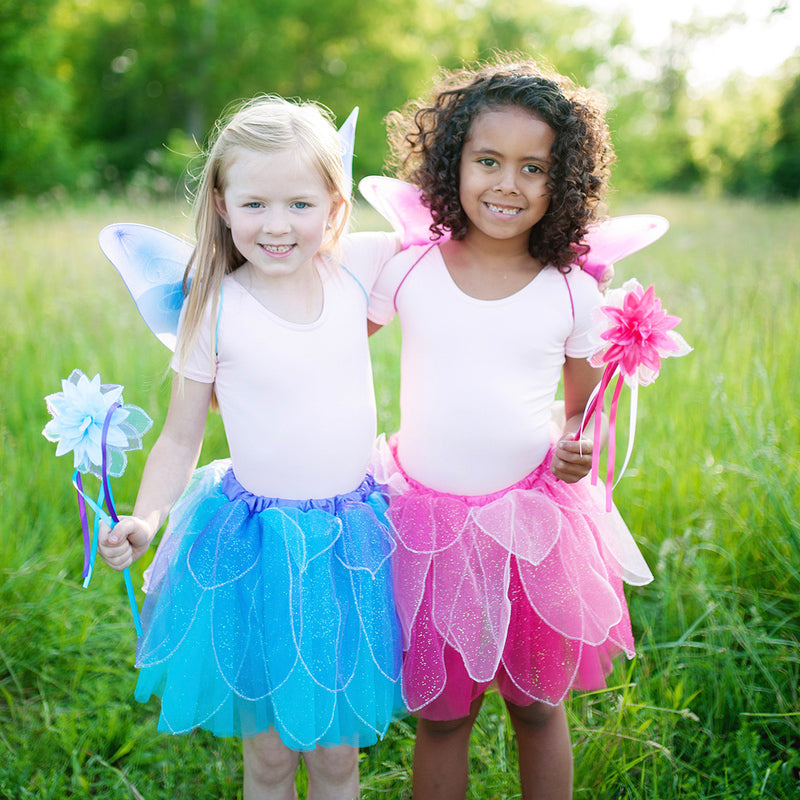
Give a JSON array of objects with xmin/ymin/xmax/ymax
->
[
  {"xmin": 101, "ymin": 109, "xmax": 356, "ymax": 350},
  {"xmin": 99, "ymin": 223, "xmax": 193, "ymax": 351},
  {"xmin": 359, "ymin": 176, "xmax": 448, "ymax": 248},
  {"xmin": 337, "ymin": 107, "xmax": 358, "ymax": 200}
]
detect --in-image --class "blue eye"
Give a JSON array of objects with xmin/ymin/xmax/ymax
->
[
  {"xmin": 246, "ymin": 201, "xmax": 263, "ymax": 209},
  {"xmin": 292, "ymin": 201, "xmax": 311, "ymax": 210}
]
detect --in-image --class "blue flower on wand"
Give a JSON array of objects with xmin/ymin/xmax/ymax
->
[
  {"xmin": 43, "ymin": 369, "xmax": 152, "ymax": 635},
  {"xmin": 43, "ymin": 370, "xmax": 152, "ymax": 477}
]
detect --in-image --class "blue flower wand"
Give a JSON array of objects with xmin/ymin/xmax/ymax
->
[{"xmin": 43, "ymin": 369, "xmax": 153, "ymax": 635}]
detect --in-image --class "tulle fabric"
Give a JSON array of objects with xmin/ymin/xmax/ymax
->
[
  {"xmin": 374, "ymin": 437, "xmax": 653, "ymax": 720},
  {"xmin": 135, "ymin": 460, "xmax": 405, "ymax": 749}
]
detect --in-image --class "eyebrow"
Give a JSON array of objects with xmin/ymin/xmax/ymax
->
[
  {"xmin": 469, "ymin": 146, "xmax": 552, "ymax": 165},
  {"xmin": 232, "ymin": 189, "xmax": 324, "ymax": 203}
]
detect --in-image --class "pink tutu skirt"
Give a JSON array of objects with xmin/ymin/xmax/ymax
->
[{"xmin": 374, "ymin": 436, "xmax": 653, "ymax": 720}]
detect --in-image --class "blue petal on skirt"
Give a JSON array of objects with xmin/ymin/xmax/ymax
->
[{"xmin": 134, "ymin": 460, "xmax": 405, "ymax": 750}]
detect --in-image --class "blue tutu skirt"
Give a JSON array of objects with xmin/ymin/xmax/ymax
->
[{"xmin": 134, "ymin": 460, "xmax": 405, "ymax": 750}]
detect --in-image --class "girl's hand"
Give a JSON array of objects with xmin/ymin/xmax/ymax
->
[
  {"xmin": 98, "ymin": 517, "xmax": 154, "ymax": 571},
  {"xmin": 557, "ymin": 354, "xmax": 607, "ymax": 483},
  {"xmin": 95, "ymin": 375, "xmax": 211, "ymax": 572},
  {"xmin": 551, "ymin": 433, "xmax": 593, "ymax": 483}
]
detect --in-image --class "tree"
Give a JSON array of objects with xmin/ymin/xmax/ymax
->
[
  {"xmin": 63, "ymin": 0, "xmax": 438, "ymax": 190},
  {"xmin": 0, "ymin": 0, "xmax": 77, "ymax": 195},
  {"xmin": 60, "ymin": 0, "xmax": 628, "ymax": 194},
  {"xmin": 772, "ymin": 69, "xmax": 800, "ymax": 197}
]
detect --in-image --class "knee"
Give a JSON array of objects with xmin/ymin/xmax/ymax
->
[
  {"xmin": 417, "ymin": 692, "xmax": 484, "ymax": 740},
  {"xmin": 506, "ymin": 700, "xmax": 562, "ymax": 732},
  {"xmin": 304, "ymin": 744, "xmax": 359, "ymax": 787},
  {"xmin": 243, "ymin": 733, "xmax": 299, "ymax": 789},
  {"xmin": 417, "ymin": 713, "xmax": 475, "ymax": 739}
]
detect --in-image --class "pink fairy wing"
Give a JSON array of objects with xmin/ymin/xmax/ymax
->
[
  {"xmin": 359, "ymin": 176, "xmax": 448, "ymax": 247},
  {"xmin": 579, "ymin": 215, "xmax": 669, "ymax": 282},
  {"xmin": 359, "ymin": 177, "xmax": 668, "ymax": 281}
]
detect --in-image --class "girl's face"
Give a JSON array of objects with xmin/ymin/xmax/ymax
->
[
  {"xmin": 214, "ymin": 147, "xmax": 339, "ymax": 287},
  {"xmin": 458, "ymin": 106, "xmax": 555, "ymax": 249}
]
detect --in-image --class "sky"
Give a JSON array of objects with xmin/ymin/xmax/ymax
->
[{"xmin": 562, "ymin": 0, "xmax": 800, "ymax": 86}]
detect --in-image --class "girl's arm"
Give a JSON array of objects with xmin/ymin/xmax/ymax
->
[
  {"xmin": 551, "ymin": 355, "xmax": 607, "ymax": 483},
  {"xmin": 98, "ymin": 375, "xmax": 212, "ymax": 571}
]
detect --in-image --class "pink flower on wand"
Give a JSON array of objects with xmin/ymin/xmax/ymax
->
[{"xmin": 590, "ymin": 280, "xmax": 692, "ymax": 386}]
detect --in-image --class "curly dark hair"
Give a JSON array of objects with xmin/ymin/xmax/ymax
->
[{"xmin": 386, "ymin": 55, "xmax": 615, "ymax": 271}]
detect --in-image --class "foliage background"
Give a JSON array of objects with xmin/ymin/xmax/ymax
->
[{"xmin": 2, "ymin": 0, "xmax": 799, "ymax": 200}]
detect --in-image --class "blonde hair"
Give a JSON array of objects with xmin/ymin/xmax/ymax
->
[{"xmin": 176, "ymin": 95, "xmax": 352, "ymax": 377}]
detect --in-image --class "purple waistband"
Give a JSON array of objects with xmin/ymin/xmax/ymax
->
[{"xmin": 221, "ymin": 468, "xmax": 381, "ymax": 514}]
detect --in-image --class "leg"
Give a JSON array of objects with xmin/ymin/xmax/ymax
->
[
  {"xmin": 412, "ymin": 693, "xmax": 484, "ymax": 800},
  {"xmin": 505, "ymin": 701, "xmax": 572, "ymax": 800},
  {"xmin": 303, "ymin": 744, "xmax": 360, "ymax": 800},
  {"xmin": 242, "ymin": 730, "xmax": 301, "ymax": 800}
]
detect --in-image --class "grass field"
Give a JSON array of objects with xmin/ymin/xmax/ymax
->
[{"xmin": 1, "ymin": 193, "xmax": 799, "ymax": 798}]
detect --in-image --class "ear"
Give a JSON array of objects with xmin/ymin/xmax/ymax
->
[
  {"xmin": 213, "ymin": 188, "xmax": 230, "ymax": 227},
  {"xmin": 328, "ymin": 193, "xmax": 345, "ymax": 230}
]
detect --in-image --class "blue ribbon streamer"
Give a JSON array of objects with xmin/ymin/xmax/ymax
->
[{"xmin": 71, "ymin": 402, "xmax": 143, "ymax": 636}]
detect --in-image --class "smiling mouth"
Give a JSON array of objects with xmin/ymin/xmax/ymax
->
[
  {"xmin": 261, "ymin": 244, "xmax": 295, "ymax": 255},
  {"xmin": 485, "ymin": 202, "xmax": 522, "ymax": 216}
]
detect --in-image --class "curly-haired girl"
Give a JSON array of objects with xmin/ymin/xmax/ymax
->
[{"xmin": 368, "ymin": 56, "xmax": 652, "ymax": 799}]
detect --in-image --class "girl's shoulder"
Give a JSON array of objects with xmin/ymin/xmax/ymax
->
[
  {"xmin": 384, "ymin": 241, "xmax": 442, "ymax": 288},
  {"xmin": 329, "ymin": 231, "xmax": 401, "ymax": 315},
  {"xmin": 558, "ymin": 266, "xmax": 604, "ymax": 329},
  {"xmin": 337, "ymin": 231, "xmax": 400, "ymax": 291},
  {"xmin": 566, "ymin": 264, "xmax": 601, "ymax": 289},
  {"xmin": 393, "ymin": 241, "xmax": 440, "ymax": 264},
  {"xmin": 551, "ymin": 262, "xmax": 591, "ymax": 284},
  {"xmin": 545, "ymin": 264, "xmax": 603, "ymax": 298},
  {"xmin": 340, "ymin": 230, "xmax": 401, "ymax": 267}
]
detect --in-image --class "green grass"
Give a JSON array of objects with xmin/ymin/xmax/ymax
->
[{"xmin": 1, "ymin": 193, "xmax": 799, "ymax": 798}]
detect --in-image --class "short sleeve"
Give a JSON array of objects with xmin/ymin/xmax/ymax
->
[
  {"xmin": 366, "ymin": 244, "xmax": 433, "ymax": 326},
  {"xmin": 340, "ymin": 231, "xmax": 400, "ymax": 314},
  {"xmin": 170, "ymin": 300, "xmax": 217, "ymax": 383},
  {"xmin": 565, "ymin": 269, "xmax": 604, "ymax": 359}
]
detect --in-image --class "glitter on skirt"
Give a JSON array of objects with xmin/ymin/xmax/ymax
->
[
  {"xmin": 134, "ymin": 460, "xmax": 405, "ymax": 749},
  {"xmin": 375, "ymin": 437, "xmax": 653, "ymax": 721}
]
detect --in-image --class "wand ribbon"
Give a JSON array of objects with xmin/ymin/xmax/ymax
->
[{"xmin": 574, "ymin": 280, "xmax": 692, "ymax": 511}]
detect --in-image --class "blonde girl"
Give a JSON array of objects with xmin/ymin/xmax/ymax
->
[{"xmin": 100, "ymin": 96, "xmax": 403, "ymax": 800}]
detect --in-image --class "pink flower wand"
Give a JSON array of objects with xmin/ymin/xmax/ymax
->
[
  {"xmin": 575, "ymin": 280, "xmax": 692, "ymax": 511},
  {"xmin": 43, "ymin": 370, "xmax": 153, "ymax": 635}
]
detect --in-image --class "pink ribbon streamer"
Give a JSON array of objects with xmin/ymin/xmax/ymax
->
[
  {"xmin": 577, "ymin": 364, "xmax": 624, "ymax": 512},
  {"xmin": 574, "ymin": 281, "xmax": 690, "ymax": 511}
]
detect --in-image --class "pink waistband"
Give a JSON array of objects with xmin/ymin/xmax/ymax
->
[{"xmin": 388, "ymin": 434, "xmax": 552, "ymax": 506}]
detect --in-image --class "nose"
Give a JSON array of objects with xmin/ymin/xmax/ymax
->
[
  {"xmin": 262, "ymin": 207, "xmax": 291, "ymax": 235},
  {"xmin": 494, "ymin": 166, "xmax": 519, "ymax": 195}
]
